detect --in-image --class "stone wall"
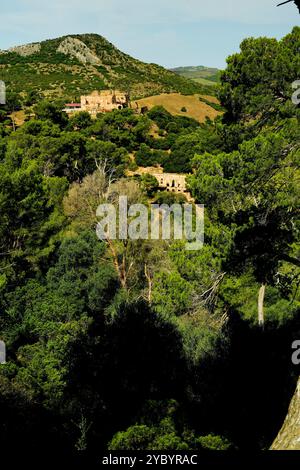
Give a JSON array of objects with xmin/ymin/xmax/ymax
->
[
  {"xmin": 81, "ymin": 90, "xmax": 129, "ymax": 115},
  {"xmin": 152, "ymin": 173, "xmax": 187, "ymax": 192},
  {"xmin": 151, "ymin": 173, "xmax": 192, "ymax": 200}
]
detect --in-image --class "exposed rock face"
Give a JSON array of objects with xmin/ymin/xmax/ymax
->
[
  {"xmin": 271, "ymin": 377, "xmax": 300, "ymax": 450},
  {"xmin": 10, "ymin": 43, "xmax": 40, "ymax": 56},
  {"xmin": 0, "ymin": 42, "xmax": 41, "ymax": 56},
  {"xmin": 57, "ymin": 37, "xmax": 101, "ymax": 65}
]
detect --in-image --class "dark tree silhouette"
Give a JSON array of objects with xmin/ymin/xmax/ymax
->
[{"xmin": 277, "ymin": 0, "xmax": 300, "ymax": 12}]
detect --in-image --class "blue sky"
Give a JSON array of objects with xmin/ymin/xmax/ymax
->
[{"xmin": 1, "ymin": 0, "xmax": 298, "ymax": 69}]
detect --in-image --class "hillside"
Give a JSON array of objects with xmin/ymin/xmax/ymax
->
[
  {"xmin": 0, "ymin": 34, "xmax": 208, "ymax": 101},
  {"xmin": 170, "ymin": 65, "xmax": 221, "ymax": 86},
  {"xmin": 136, "ymin": 93, "xmax": 222, "ymax": 122}
]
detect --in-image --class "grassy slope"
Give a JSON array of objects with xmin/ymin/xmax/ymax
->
[{"xmin": 135, "ymin": 93, "xmax": 222, "ymax": 122}]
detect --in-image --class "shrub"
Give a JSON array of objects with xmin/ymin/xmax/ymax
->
[{"xmin": 197, "ymin": 434, "xmax": 233, "ymax": 451}]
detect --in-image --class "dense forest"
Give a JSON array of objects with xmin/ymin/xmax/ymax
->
[{"xmin": 0, "ymin": 27, "xmax": 299, "ymax": 457}]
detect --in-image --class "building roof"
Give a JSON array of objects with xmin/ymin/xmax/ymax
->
[{"xmin": 65, "ymin": 103, "xmax": 81, "ymax": 107}]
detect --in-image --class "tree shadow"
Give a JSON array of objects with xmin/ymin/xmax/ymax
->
[
  {"xmin": 185, "ymin": 309, "xmax": 300, "ymax": 449},
  {"xmin": 66, "ymin": 300, "xmax": 187, "ymax": 453}
]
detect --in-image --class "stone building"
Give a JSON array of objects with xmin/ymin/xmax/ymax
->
[
  {"xmin": 64, "ymin": 90, "xmax": 130, "ymax": 115},
  {"xmin": 152, "ymin": 173, "xmax": 193, "ymax": 201},
  {"xmin": 80, "ymin": 90, "xmax": 129, "ymax": 115}
]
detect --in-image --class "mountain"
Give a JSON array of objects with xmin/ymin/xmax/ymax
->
[
  {"xmin": 170, "ymin": 65, "xmax": 221, "ymax": 87},
  {"xmin": 0, "ymin": 34, "xmax": 209, "ymax": 101}
]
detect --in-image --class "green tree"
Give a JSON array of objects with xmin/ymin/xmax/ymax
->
[
  {"xmin": 140, "ymin": 173, "xmax": 159, "ymax": 197},
  {"xmin": 34, "ymin": 100, "xmax": 68, "ymax": 127}
]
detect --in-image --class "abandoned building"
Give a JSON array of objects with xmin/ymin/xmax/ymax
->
[{"xmin": 152, "ymin": 173, "xmax": 193, "ymax": 201}]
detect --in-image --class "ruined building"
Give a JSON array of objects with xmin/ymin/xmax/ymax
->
[{"xmin": 152, "ymin": 173, "xmax": 193, "ymax": 201}]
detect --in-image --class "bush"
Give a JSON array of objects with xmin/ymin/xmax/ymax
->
[
  {"xmin": 147, "ymin": 106, "xmax": 174, "ymax": 129},
  {"xmin": 140, "ymin": 173, "xmax": 159, "ymax": 197},
  {"xmin": 135, "ymin": 144, "xmax": 153, "ymax": 166},
  {"xmin": 153, "ymin": 191, "xmax": 187, "ymax": 205},
  {"xmin": 33, "ymin": 100, "xmax": 68, "ymax": 127},
  {"xmin": 108, "ymin": 425, "xmax": 156, "ymax": 450},
  {"xmin": 197, "ymin": 434, "xmax": 233, "ymax": 451}
]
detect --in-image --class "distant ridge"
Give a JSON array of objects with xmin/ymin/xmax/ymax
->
[{"xmin": 170, "ymin": 65, "xmax": 221, "ymax": 86}]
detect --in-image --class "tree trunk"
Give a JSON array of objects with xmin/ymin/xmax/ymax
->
[
  {"xmin": 107, "ymin": 239, "xmax": 127, "ymax": 289},
  {"xmin": 258, "ymin": 283, "xmax": 266, "ymax": 327},
  {"xmin": 144, "ymin": 264, "xmax": 152, "ymax": 304},
  {"xmin": 271, "ymin": 376, "xmax": 300, "ymax": 450}
]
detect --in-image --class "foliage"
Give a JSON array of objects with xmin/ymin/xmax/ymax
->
[
  {"xmin": 108, "ymin": 400, "xmax": 233, "ymax": 451},
  {"xmin": 140, "ymin": 173, "xmax": 160, "ymax": 197},
  {"xmin": 219, "ymin": 27, "xmax": 300, "ymax": 124},
  {"xmin": 0, "ymin": 27, "xmax": 299, "ymax": 457},
  {"xmin": 196, "ymin": 434, "xmax": 233, "ymax": 450}
]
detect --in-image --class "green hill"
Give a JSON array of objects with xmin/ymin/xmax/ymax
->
[
  {"xmin": 0, "ymin": 34, "xmax": 209, "ymax": 101},
  {"xmin": 170, "ymin": 65, "xmax": 221, "ymax": 86}
]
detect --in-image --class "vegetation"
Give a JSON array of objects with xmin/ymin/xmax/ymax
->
[
  {"xmin": 170, "ymin": 66, "xmax": 221, "ymax": 89},
  {"xmin": 0, "ymin": 27, "xmax": 299, "ymax": 458}
]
